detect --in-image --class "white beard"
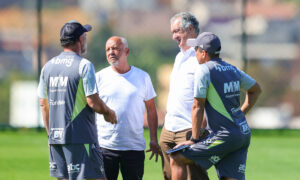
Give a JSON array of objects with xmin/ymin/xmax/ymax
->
[{"xmin": 109, "ymin": 61, "xmax": 119, "ymax": 66}]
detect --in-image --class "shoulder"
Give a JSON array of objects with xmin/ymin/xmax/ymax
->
[
  {"xmin": 189, "ymin": 55, "xmax": 199, "ymax": 65},
  {"xmin": 131, "ymin": 66, "xmax": 150, "ymax": 77},
  {"xmin": 194, "ymin": 64, "xmax": 211, "ymax": 82},
  {"xmin": 42, "ymin": 56, "xmax": 56, "ymax": 72},
  {"xmin": 78, "ymin": 58, "xmax": 96, "ymax": 77},
  {"xmin": 95, "ymin": 66, "xmax": 111, "ymax": 78},
  {"xmin": 175, "ymin": 51, "xmax": 183, "ymax": 60},
  {"xmin": 197, "ymin": 63, "xmax": 210, "ymax": 74},
  {"xmin": 79, "ymin": 58, "xmax": 93, "ymax": 66},
  {"xmin": 79, "ymin": 58, "xmax": 94, "ymax": 72}
]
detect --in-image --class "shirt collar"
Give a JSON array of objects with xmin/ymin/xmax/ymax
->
[
  {"xmin": 61, "ymin": 51, "xmax": 78, "ymax": 56},
  {"xmin": 211, "ymin": 57, "xmax": 222, "ymax": 62},
  {"xmin": 180, "ymin": 47, "xmax": 195, "ymax": 56}
]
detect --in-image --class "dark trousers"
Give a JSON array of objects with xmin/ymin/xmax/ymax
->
[{"xmin": 101, "ymin": 148, "xmax": 145, "ymax": 180}]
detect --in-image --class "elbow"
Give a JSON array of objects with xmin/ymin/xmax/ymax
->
[
  {"xmin": 192, "ymin": 103, "xmax": 198, "ymax": 111},
  {"xmin": 39, "ymin": 99, "xmax": 48, "ymax": 109},
  {"xmin": 87, "ymin": 101, "xmax": 96, "ymax": 111},
  {"xmin": 256, "ymin": 83, "xmax": 262, "ymax": 97},
  {"xmin": 249, "ymin": 83, "xmax": 262, "ymax": 97},
  {"xmin": 192, "ymin": 106, "xmax": 202, "ymax": 114}
]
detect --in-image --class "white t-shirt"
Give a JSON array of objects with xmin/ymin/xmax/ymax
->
[
  {"xmin": 95, "ymin": 66, "xmax": 156, "ymax": 150},
  {"xmin": 164, "ymin": 47, "xmax": 199, "ymax": 132}
]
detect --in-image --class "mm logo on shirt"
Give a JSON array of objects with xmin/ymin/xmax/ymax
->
[
  {"xmin": 49, "ymin": 76, "xmax": 68, "ymax": 87},
  {"xmin": 224, "ymin": 81, "xmax": 240, "ymax": 93}
]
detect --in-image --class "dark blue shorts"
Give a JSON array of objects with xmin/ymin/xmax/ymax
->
[
  {"xmin": 181, "ymin": 131, "xmax": 251, "ymax": 180},
  {"xmin": 49, "ymin": 143, "xmax": 105, "ymax": 180}
]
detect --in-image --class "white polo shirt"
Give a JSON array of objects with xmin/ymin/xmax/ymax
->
[{"xmin": 164, "ymin": 47, "xmax": 199, "ymax": 132}]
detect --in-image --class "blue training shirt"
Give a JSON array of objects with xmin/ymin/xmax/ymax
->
[{"xmin": 194, "ymin": 58, "xmax": 256, "ymax": 133}]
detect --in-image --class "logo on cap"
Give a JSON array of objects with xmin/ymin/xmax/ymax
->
[{"xmin": 187, "ymin": 32, "xmax": 221, "ymax": 55}]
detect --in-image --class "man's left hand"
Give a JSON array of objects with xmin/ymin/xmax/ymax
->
[
  {"xmin": 146, "ymin": 140, "xmax": 161, "ymax": 162},
  {"xmin": 174, "ymin": 140, "xmax": 195, "ymax": 149}
]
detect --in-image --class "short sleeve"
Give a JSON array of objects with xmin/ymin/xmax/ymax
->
[
  {"xmin": 194, "ymin": 64, "xmax": 210, "ymax": 98},
  {"xmin": 238, "ymin": 69, "xmax": 256, "ymax": 91},
  {"xmin": 144, "ymin": 73, "xmax": 157, "ymax": 101},
  {"xmin": 37, "ymin": 67, "xmax": 48, "ymax": 99},
  {"xmin": 79, "ymin": 59, "xmax": 99, "ymax": 97}
]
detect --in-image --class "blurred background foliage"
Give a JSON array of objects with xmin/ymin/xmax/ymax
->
[{"xmin": 0, "ymin": 0, "xmax": 300, "ymax": 128}]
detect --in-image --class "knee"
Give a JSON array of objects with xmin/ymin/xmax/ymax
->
[{"xmin": 170, "ymin": 152, "xmax": 191, "ymax": 166}]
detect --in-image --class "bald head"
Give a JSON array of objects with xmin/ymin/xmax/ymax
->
[
  {"xmin": 106, "ymin": 36, "xmax": 128, "ymax": 48},
  {"xmin": 105, "ymin": 36, "xmax": 130, "ymax": 70}
]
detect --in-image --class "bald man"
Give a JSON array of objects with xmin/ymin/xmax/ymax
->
[{"xmin": 95, "ymin": 36, "xmax": 161, "ymax": 180}]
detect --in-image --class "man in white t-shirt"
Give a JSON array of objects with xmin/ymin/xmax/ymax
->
[
  {"xmin": 95, "ymin": 36, "xmax": 161, "ymax": 180},
  {"xmin": 159, "ymin": 12, "xmax": 209, "ymax": 180}
]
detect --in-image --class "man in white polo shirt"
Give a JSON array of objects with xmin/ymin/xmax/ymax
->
[
  {"xmin": 159, "ymin": 12, "xmax": 209, "ymax": 180},
  {"xmin": 95, "ymin": 36, "xmax": 160, "ymax": 180}
]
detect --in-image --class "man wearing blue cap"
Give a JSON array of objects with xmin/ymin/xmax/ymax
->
[
  {"xmin": 38, "ymin": 20, "xmax": 117, "ymax": 180},
  {"xmin": 169, "ymin": 32, "xmax": 262, "ymax": 180}
]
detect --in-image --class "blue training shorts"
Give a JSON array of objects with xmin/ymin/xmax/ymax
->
[
  {"xmin": 49, "ymin": 143, "xmax": 105, "ymax": 180},
  {"xmin": 180, "ymin": 131, "xmax": 251, "ymax": 180}
]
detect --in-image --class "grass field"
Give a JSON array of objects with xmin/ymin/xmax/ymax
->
[{"xmin": 0, "ymin": 128, "xmax": 299, "ymax": 180}]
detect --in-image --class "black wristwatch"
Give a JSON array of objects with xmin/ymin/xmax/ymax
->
[{"xmin": 190, "ymin": 137, "xmax": 200, "ymax": 143}]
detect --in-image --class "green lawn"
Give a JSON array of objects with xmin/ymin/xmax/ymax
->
[{"xmin": 0, "ymin": 129, "xmax": 299, "ymax": 180}]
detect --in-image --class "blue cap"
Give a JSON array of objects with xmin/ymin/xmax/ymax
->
[
  {"xmin": 187, "ymin": 32, "xmax": 221, "ymax": 54},
  {"xmin": 60, "ymin": 20, "xmax": 92, "ymax": 42}
]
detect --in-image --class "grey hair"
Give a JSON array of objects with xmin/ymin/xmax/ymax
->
[
  {"xmin": 120, "ymin": 37, "xmax": 129, "ymax": 48},
  {"xmin": 170, "ymin": 12, "xmax": 200, "ymax": 35}
]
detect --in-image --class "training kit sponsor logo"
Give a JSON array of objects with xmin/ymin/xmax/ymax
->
[
  {"xmin": 199, "ymin": 137, "xmax": 222, "ymax": 147},
  {"xmin": 67, "ymin": 163, "xmax": 80, "ymax": 173},
  {"xmin": 50, "ymin": 128, "xmax": 64, "ymax": 140},
  {"xmin": 49, "ymin": 76, "xmax": 68, "ymax": 93},
  {"xmin": 238, "ymin": 164, "xmax": 246, "ymax": 173},
  {"xmin": 239, "ymin": 121, "xmax": 250, "ymax": 134},
  {"xmin": 49, "ymin": 99, "xmax": 65, "ymax": 106},
  {"xmin": 49, "ymin": 162, "xmax": 57, "ymax": 170},
  {"xmin": 49, "ymin": 76, "xmax": 68, "ymax": 88},
  {"xmin": 231, "ymin": 107, "xmax": 240, "ymax": 113},
  {"xmin": 224, "ymin": 81, "xmax": 240, "ymax": 93},
  {"xmin": 214, "ymin": 64, "xmax": 237, "ymax": 73},
  {"xmin": 100, "ymin": 165, "xmax": 105, "ymax": 174},
  {"xmin": 209, "ymin": 155, "xmax": 221, "ymax": 164},
  {"xmin": 223, "ymin": 80, "xmax": 240, "ymax": 98},
  {"xmin": 52, "ymin": 57, "xmax": 74, "ymax": 67}
]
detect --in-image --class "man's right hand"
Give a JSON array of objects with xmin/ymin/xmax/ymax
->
[{"xmin": 104, "ymin": 109, "xmax": 117, "ymax": 124}]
